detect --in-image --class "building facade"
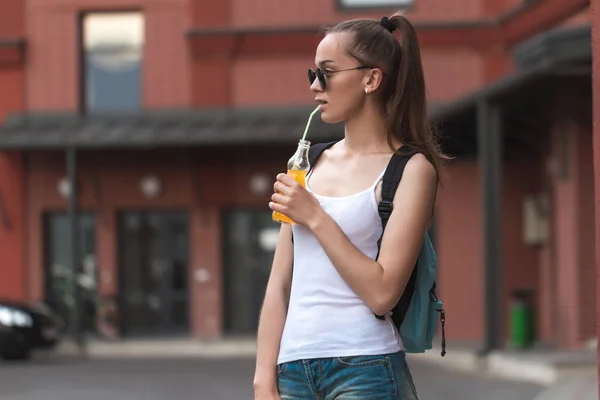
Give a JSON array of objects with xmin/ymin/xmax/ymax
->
[{"xmin": 0, "ymin": 0, "xmax": 594, "ymax": 350}]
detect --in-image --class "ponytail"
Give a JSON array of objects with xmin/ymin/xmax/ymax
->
[{"xmin": 387, "ymin": 14, "xmax": 448, "ymax": 181}]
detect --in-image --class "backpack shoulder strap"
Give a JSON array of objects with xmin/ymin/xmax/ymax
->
[
  {"xmin": 378, "ymin": 148, "xmax": 418, "ymax": 232},
  {"xmin": 374, "ymin": 148, "xmax": 419, "ymax": 321},
  {"xmin": 308, "ymin": 141, "xmax": 338, "ymax": 172}
]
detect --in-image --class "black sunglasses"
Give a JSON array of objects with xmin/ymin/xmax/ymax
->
[{"xmin": 308, "ymin": 66, "xmax": 373, "ymax": 90}]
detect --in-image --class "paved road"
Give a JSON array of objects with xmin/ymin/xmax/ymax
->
[{"xmin": 0, "ymin": 357, "xmax": 544, "ymax": 400}]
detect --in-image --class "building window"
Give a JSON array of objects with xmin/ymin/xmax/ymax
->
[
  {"xmin": 82, "ymin": 12, "xmax": 144, "ymax": 113},
  {"xmin": 339, "ymin": 0, "xmax": 413, "ymax": 8}
]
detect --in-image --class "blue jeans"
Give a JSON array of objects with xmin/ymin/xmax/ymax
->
[{"xmin": 277, "ymin": 351, "xmax": 419, "ymax": 400}]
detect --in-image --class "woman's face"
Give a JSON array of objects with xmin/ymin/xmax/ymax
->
[{"xmin": 311, "ymin": 33, "xmax": 373, "ymax": 124}]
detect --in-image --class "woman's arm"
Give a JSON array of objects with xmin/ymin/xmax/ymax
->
[
  {"xmin": 270, "ymin": 154, "xmax": 437, "ymax": 316},
  {"xmin": 253, "ymin": 224, "xmax": 294, "ymax": 397}
]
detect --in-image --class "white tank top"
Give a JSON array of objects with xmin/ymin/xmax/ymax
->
[{"xmin": 277, "ymin": 168, "xmax": 403, "ymax": 365}]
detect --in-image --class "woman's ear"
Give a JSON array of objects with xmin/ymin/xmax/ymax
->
[{"xmin": 364, "ymin": 68, "xmax": 384, "ymax": 94}]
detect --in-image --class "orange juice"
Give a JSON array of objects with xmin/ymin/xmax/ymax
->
[
  {"xmin": 272, "ymin": 169, "xmax": 309, "ymax": 225},
  {"xmin": 272, "ymin": 138, "xmax": 311, "ymax": 224}
]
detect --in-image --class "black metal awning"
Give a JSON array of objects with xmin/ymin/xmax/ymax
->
[
  {"xmin": 430, "ymin": 25, "xmax": 591, "ymax": 125},
  {"xmin": 430, "ymin": 64, "xmax": 591, "ymax": 124},
  {"xmin": 431, "ymin": 63, "xmax": 591, "ymax": 159},
  {"xmin": 0, "ymin": 106, "xmax": 346, "ymax": 150}
]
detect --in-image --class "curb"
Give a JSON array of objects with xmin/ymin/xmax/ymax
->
[
  {"xmin": 408, "ymin": 348, "xmax": 482, "ymax": 375},
  {"xmin": 409, "ymin": 346, "xmax": 597, "ymax": 387},
  {"xmin": 43, "ymin": 339, "xmax": 258, "ymax": 360},
  {"xmin": 487, "ymin": 352, "xmax": 558, "ymax": 385}
]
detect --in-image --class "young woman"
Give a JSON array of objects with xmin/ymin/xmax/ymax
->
[{"xmin": 254, "ymin": 12, "xmax": 446, "ymax": 400}]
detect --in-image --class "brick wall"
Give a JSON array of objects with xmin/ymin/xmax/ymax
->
[
  {"xmin": 0, "ymin": 0, "xmax": 25, "ymax": 301},
  {"xmin": 25, "ymin": 0, "xmax": 190, "ymax": 112}
]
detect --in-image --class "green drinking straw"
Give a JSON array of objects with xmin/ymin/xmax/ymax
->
[
  {"xmin": 292, "ymin": 106, "xmax": 320, "ymax": 168},
  {"xmin": 302, "ymin": 106, "xmax": 321, "ymax": 142}
]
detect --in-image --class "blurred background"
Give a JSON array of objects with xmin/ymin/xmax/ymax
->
[{"xmin": 0, "ymin": 0, "xmax": 597, "ymax": 399}]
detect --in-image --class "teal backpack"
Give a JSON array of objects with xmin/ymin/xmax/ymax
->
[{"xmin": 308, "ymin": 142, "xmax": 446, "ymax": 357}]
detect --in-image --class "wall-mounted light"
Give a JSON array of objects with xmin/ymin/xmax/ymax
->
[
  {"xmin": 259, "ymin": 228, "xmax": 280, "ymax": 251},
  {"xmin": 140, "ymin": 175, "xmax": 161, "ymax": 198},
  {"xmin": 194, "ymin": 268, "xmax": 211, "ymax": 283},
  {"xmin": 57, "ymin": 177, "xmax": 71, "ymax": 199},
  {"xmin": 249, "ymin": 173, "xmax": 271, "ymax": 196}
]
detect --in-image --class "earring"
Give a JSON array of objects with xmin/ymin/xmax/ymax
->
[{"xmin": 365, "ymin": 88, "xmax": 369, "ymax": 95}]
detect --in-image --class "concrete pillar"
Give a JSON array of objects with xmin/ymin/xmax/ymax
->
[{"xmin": 552, "ymin": 120, "xmax": 596, "ymax": 349}]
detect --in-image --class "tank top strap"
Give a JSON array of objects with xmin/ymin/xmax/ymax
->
[
  {"xmin": 305, "ymin": 169, "xmax": 315, "ymax": 193},
  {"xmin": 369, "ymin": 168, "xmax": 387, "ymax": 190}
]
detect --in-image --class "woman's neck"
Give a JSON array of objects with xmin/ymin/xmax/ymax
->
[{"xmin": 343, "ymin": 106, "xmax": 393, "ymax": 155}]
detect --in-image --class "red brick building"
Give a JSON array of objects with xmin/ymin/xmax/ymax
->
[{"xmin": 0, "ymin": 0, "xmax": 594, "ymax": 351}]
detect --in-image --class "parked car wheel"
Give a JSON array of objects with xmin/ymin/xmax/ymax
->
[{"xmin": 0, "ymin": 326, "xmax": 31, "ymax": 360}]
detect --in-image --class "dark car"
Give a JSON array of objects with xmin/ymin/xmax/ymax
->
[{"xmin": 0, "ymin": 301, "xmax": 63, "ymax": 360}]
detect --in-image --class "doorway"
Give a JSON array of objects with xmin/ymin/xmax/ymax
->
[
  {"xmin": 118, "ymin": 211, "xmax": 189, "ymax": 336},
  {"xmin": 223, "ymin": 210, "xmax": 279, "ymax": 335}
]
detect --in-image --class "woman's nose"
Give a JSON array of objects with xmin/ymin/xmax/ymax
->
[{"xmin": 310, "ymin": 78, "xmax": 324, "ymax": 92}]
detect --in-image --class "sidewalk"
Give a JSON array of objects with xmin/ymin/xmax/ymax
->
[
  {"xmin": 410, "ymin": 343, "xmax": 597, "ymax": 386},
  {"xmin": 44, "ymin": 337, "xmax": 597, "ymax": 398},
  {"xmin": 531, "ymin": 373, "xmax": 598, "ymax": 400},
  {"xmin": 47, "ymin": 337, "xmax": 258, "ymax": 360},
  {"xmin": 409, "ymin": 342, "xmax": 598, "ymax": 400}
]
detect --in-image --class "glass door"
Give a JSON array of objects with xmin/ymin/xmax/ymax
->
[
  {"xmin": 118, "ymin": 212, "xmax": 189, "ymax": 336},
  {"xmin": 223, "ymin": 210, "xmax": 280, "ymax": 335}
]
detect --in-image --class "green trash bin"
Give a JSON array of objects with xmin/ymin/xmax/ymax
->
[{"xmin": 510, "ymin": 289, "xmax": 535, "ymax": 348}]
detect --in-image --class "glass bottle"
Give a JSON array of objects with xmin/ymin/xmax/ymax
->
[{"xmin": 272, "ymin": 139, "xmax": 311, "ymax": 225}]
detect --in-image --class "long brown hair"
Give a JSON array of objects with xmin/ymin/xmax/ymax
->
[{"xmin": 326, "ymin": 13, "xmax": 449, "ymax": 181}]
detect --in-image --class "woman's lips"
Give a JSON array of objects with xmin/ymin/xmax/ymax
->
[{"xmin": 316, "ymin": 100, "xmax": 327, "ymax": 110}]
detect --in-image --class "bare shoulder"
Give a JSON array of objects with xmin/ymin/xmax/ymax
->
[
  {"xmin": 404, "ymin": 153, "xmax": 437, "ymax": 184},
  {"xmin": 393, "ymin": 153, "xmax": 437, "ymax": 204},
  {"xmin": 313, "ymin": 141, "xmax": 340, "ymax": 166}
]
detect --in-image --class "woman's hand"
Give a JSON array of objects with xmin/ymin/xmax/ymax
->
[
  {"xmin": 254, "ymin": 386, "xmax": 281, "ymax": 400},
  {"xmin": 254, "ymin": 391, "xmax": 282, "ymax": 400},
  {"xmin": 253, "ymin": 378, "xmax": 281, "ymax": 400},
  {"xmin": 269, "ymin": 173, "xmax": 324, "ymax": 229}
]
